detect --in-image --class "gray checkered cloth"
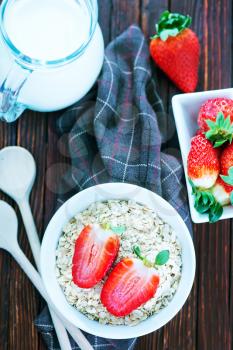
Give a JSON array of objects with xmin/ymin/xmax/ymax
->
[{"xmin": 35, "ymin": 25, "xmax": 191, "ymax": 350}]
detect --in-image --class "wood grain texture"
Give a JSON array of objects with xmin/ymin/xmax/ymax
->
[
  {"xmin": 0, "ymin": 1, "xmax": 232, "ymax": 349},
  {"xmin": 111, "ymin": 0, "xmax": 141, "ymax": 37},
  {"xmin": 13, "ymin": 112, "xmax": 48, "ymax": 350}
]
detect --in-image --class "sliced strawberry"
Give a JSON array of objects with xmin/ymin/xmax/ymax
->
[
  {"xmin": 72, "ymin": 224, "xmax": 120, "ymax": 288},
  {"xmin": 100, "ymin": 258, "xmax": 160, "ymax": 317},
  {"xmin": 187, "ymin": 133, "xmax": 220, "ymax": 189}
]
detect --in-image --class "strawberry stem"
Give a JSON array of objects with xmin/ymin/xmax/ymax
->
[
  {"xmin": 133, "ymin": 246, "xmax": 170, "ymax": 267},
  {"xmin": 152, "ymin": 10, "xmax": 192, "ymax": 41},
  {"xmin": 205, "ymin": 112, "xmax": 233, "ymax": 147}
]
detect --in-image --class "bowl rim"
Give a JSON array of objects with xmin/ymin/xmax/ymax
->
[{"xmin": 40, "ymin": 182, "xmax": 196, "ymax": 339}]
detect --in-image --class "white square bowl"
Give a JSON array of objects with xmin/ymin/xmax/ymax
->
[{"xmin": 172, "ymin": 88, "xmax": 233, "ymax": 223}]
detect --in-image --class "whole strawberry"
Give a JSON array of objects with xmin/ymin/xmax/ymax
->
[
  {"xmin": 198, "ymin": 98, "xmax": 233, "ymax": 147},
  {"xmin": 150, "ymin": 11, "xmax": 200, "ymax": 93},
  {"xmin": 187, "ymin": 133, "xmax": 220, "ymax": 189},
  {"xmin": 220, "ymin": 142, "xmax": 233, "ymax": 176},
  {"xmin": 212, "ymin": 177, "xmax": 232, "ymax": 206},
  {"xmin": 213, "ymin": 143, "xmax": 233, "ymax": 205}
]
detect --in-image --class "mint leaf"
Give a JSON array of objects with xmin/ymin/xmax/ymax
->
[
  {"xmin": 155, "ymin": 250, "xmax": 170, "ymax": 266},
  {"xmin": 133, "ymin": 246, "xmax": 143, "ymax": 260},
  {"xmin": 110, "ymin": 225, "xmax": 126, "ymax": 235}
]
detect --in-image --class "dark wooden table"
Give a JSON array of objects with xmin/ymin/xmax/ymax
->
[{"xmin": 0, "ymin": 0, "xmax": 232, "ymax": 349}]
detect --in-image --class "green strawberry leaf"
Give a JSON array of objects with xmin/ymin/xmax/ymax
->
[
  {"xmin": 152, "ymin": 11, "xmax": 192, "ymax": 41},
  {"xmin": 220, "ymin": 166, "xmax": 233, "ymax": 186},
  {"xmin": 205, "ymin": 112, "xmax": 233, "ymax": 147},
  {"xmin": 206, "ymin": 119, "xmax": 218, "ymax": 129},
  {"xmin": 194, "ymin": 190, "xmax": 215, "ymax": 214},
  {"xmin": 110, "ymin": 225, "xmax": 126, "ymax": 235},
  {"xmin": 155, "ymin": 250, "xmax": 170, "ymax": 266},
  {"xmin": 188, "ymin": 178, "xmax": 197, "ymax": 194},
  {"xmin": 214, "ymin": 139, "xmax": 228, "ymax": 148},
  {"xmin": 209, "ymin": 202, "xmax": 223, "ymax": 223},
  {"xmin": 189, "ymin": 178, "xmax": 223, "ymax": 222},
  {"xmin": 230, "ymin": 191, "xmax": 233, "ymax": 205},
  {"xmin": 160, "ymin": 28, "xmax": 179, "ymax": 41},
  {"xmin": 228, "ymin": 166, "xmax": 233, "ymax": 177}
]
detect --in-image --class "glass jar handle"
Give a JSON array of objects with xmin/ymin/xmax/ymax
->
[{"xmin": 0, "ymin": 62, "xmax": 32, "ymax": 123}]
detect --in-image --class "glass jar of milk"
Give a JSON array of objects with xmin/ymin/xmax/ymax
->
[{"xmin": 0, "ymin": 0, "xmax": 104, "ymax": 122}]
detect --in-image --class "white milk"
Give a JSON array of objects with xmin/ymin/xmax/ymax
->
[
  {"xmin": 0, "ymin": 0, "xmax": 104, "ymax": 111},
  {"xmin": 4, "ymin": 0, "xmax": 91, "ymax": 60}
]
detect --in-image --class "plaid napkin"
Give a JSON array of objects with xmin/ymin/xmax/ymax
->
[{"xmin": 35, "ymin": 25, "xmax": 191, "ymax": 350}]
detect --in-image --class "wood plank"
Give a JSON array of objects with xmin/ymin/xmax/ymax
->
[
  {"xmin": 0, "ymin": 121, "xmax": 17, "ymax": 350},
  {"xmin": 162, "ymin": 1, "xmax": 199, "ymax": 348},
  {"xmin": 44, "ymin": 112, "xmax": 68, "ymax": 228},
  {"xmin": 7, "ymin": 111, "xmax": 47, "ymax": 350},
  {"xmin": 137, "ymin": 1, "xmax": 169, "ymax": 349},
  {"xmin": 98, "ymin": 0, "xmax": 113, "ymax": 45},
  {"xmin": 111, "ymin": 0, "xmax": 141, "ymax": 37}
]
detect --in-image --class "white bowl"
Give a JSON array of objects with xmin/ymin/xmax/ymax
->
[
  {"xmin": 172, "ymin": 88, "xmax": 233, "ymax": 223},
  {"xmin": 40, "ymin": 183, "xmax": 195, "ymax": 339}
]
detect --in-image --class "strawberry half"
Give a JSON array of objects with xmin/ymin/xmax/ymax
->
[
  {"xmin": 150, "ymin": 11, "xmax": 200, "ymax": 93},
  {"xmin": 198, "ymin": 98, "xmax": 233, "ymax": 147},
  {"xmin": 187, "ymin": 133, "xmax": 220, "ymax": 189},
  {"xmin": 72, "ymin": 224, "xmax": 120, "ymax": 288},
  {"xmin": 100, "ymin": 257, "xmax": 160, "ymax": 317}
]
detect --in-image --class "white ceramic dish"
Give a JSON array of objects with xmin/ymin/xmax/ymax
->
[
  {"xmin": 40, "ymin": 183, "xmax": 195, "ymax": 339},
  {"xmin": 172, "ymin": 88, "xmax": 233, "ymax": 224}
]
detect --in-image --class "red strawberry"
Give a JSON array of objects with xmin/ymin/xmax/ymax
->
[
  {"xmin": 100, "ymin": 258, "xmax": 160, "ymax": 317},
  {"xmin": 195, "ymin": 129, "xmax": 204, "ymax": 136},
  {"xmin": 213, "ymin": 143, "xmax": 233, "ymax": 205},
  {"xmin": 220, "ymin": 142, "xmax": 233, "ymax": 175},
  {"xmin": 197, "ymin": 98, "xmax": 233, "ymax": 147},
  {"xmin": 187, "ymin": 133, "xmax": 220, "ymax": 189},
  {"xmin": 150, "ymin": 11, "xmax": 200, "ymax": 93},
  {"xmin": 72, "ymin": 224, "xmax": 120, "ymax": 288},
  {"xmin": 212, "ymin": 177, "xmax": 232, "ymax": 206}
]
